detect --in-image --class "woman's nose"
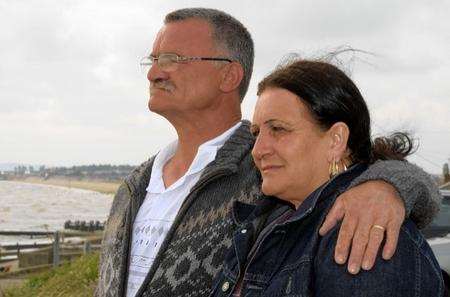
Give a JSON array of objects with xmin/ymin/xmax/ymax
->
[{"xmin": 252, "ymin": 133, "xmax": 272, "ymax": 161}]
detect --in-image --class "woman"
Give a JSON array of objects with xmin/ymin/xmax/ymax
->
[{"xmin": 210, "ymin": 60, "xmax": 444, "ymax": 296}]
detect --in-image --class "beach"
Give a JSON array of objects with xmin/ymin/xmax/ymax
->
[{"xmin": 0, "ymin": 181, "xmax": 113, "ymax": 245}]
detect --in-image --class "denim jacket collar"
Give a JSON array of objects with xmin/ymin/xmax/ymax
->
[{"xmin": 232, "ymin": 163, "xmax": 368, "ymax": 226}]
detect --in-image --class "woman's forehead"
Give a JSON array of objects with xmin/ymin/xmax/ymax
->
[{"xmin": 253, "ymin": 88, "xmax": 309, "ymax": 124}]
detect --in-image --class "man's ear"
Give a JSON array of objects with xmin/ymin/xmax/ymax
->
[
  {"xmin": 326, "ymin": 122, "xmax": 350, "ymax": 162},
  {"xmin": 219, "ymin": 62, "xmax": 244, "ymax": 93}
]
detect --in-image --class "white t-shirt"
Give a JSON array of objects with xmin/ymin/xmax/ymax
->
[{"xmin": 126, "ymin": 122, "xmax": 241, "ymax": 297}]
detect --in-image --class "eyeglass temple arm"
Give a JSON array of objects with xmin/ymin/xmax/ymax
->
[{"xmin": 198, "ymin": 57, "xmax": 233, "ymax": 62}]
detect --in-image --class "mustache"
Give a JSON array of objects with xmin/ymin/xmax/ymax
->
[{"xmin": 150, "ymin": 80, "xmax": 175, "ymax": 93}]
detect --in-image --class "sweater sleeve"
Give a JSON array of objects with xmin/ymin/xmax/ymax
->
[{"xmin": 349, "ymin": 160, "xmax": 441, "ymax": 228}]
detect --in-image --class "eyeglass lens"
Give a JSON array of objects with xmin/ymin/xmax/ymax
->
[
  {"xmin": 158, "ymin": 55, "xmax": 178, "ymax": 71},
  {"xmin": 140, "ymin": 55, "xmax": 178, "ymax": 73}
]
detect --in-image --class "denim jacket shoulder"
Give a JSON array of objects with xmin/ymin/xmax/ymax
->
[
  {"xmin": 210, "ymin": 164, "xmax": 444, "ymax": 297},
  {"xmin": 315, "ymin": 218, "xmax": 444, "ymax": 297}
]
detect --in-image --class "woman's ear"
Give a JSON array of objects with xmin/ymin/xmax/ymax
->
[
  {"xmin": 326, "ymin": 122, "xmax": 350, "ymax": 162},
  {"xmin": 219, "ymin": 62, "xmax": 244, "ymax": 93}
]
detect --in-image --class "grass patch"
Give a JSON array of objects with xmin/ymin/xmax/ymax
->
[{"xmin": 4, "ymin": 253, "xmax": 99, "ymax": 297}]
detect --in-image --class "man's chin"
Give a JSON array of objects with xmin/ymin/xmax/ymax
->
[
  {"xmin": 148, "ymin": 100, "xmax": 161, "ymax": 113},
  {"xmin": 148, "ymin": 97, "xmax": 170, "ymax": 115}
]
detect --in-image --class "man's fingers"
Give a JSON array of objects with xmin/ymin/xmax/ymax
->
[
  {"xmin": 327, "ymin": 180, "xmax": 405, "ymax": 272},
  {"xmin": 346, "ymin": 222, "xmax": 372, "ymax": 274},
  {"xmin": 382, "ymin": 220, "xmax": 401, "ymax": 260},
  {"xmin": 334, "ymin": 215, "xmax": 357, "ymax": 265},
  {"xmin": 362, "ymin": 225, "xmax": 385, "ymax": 270},
  {"xmin": 319, "ymin": 198, "xmax": 345, "ymax": 236}
]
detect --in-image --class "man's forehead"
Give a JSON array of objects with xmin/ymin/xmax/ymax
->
[{"xmin": 151, "ymin": 19, "xmax": 216, "ymax": 55}]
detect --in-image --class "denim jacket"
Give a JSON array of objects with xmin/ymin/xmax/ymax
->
[{"xmin": 210, "ymin": 164, "xmax": 444, "ymax": 297}]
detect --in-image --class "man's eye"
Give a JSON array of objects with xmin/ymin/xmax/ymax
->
[
  {"xmin": 270, "ymin": 125, "xmax": 285, "ymax": 132},
  {"xmin": 166, "ymin": 57, "xmax": 178, "ymax": 63}
]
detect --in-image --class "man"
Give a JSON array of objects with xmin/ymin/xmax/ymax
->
[{"xmin": 96, "ymin": 8, "xmax": 440, "ymax": 297}]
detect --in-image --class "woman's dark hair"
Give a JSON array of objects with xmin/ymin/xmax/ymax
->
[{"xmin": 257, "ymin": 59, "xmax": 414, "ymax": 163}]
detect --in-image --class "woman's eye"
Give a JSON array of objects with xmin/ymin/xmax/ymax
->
[{"xmin": 250, "ymin": 128, "xmax": 259, "ymax": 137}]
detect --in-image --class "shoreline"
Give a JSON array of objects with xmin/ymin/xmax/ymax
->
[{"xmin": 5, "ymin": 176, "xmax": 120, "ymax": 195}]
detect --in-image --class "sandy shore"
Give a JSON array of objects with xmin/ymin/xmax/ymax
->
[{"xmin": 8, "ymin": 176, "xmax": 120, "ymax": 194}]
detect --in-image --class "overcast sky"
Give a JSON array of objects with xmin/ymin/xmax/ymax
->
[{"xmin": 0, "ymin": 0, "xmax": 449, "ymax": 174}]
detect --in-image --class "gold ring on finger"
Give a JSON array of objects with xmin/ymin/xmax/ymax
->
[{"xmin": 372, "ymin": 224, "xmax": 385, "ymax": 232}]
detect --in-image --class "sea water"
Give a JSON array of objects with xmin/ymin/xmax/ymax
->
[{"xmin": 0, "ymin": 181, "xmax": 113, "ymax": 245}]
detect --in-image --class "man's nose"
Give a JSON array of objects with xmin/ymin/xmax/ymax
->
[{"xmin": 147, "ymin": 63, "xmax": 169, "ymax": 82}]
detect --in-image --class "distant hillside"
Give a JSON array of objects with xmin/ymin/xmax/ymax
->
[
  {"xmin": 1, "ymin": 163, "xmax": 136, "ymax": 182},
  {"xmin": 0, "ymin": 163, "xmax": 27, "ymax": 172},
  {"xmin": 0, "ymin": 163, "xmax": 45, "ymax": 172}
]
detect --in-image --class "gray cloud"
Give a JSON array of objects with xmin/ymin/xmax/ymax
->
[{"xmin": 0, "ymin": 0, "xmax": 448, "ymax": 173}]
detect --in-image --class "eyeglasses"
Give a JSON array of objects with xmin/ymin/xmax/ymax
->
[{"xmin": 140, "ymin": 53, "xmax": 233, "ymax": 73}]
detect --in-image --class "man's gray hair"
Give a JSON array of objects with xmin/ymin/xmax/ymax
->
[{"xmin": 165, "ymin": 8, "xmax": 254, "ymax": 102}]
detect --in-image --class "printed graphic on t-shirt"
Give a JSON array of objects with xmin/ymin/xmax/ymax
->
[
  {"xmin": 130, "ymin": 220, "xmax": 171, "ymax": 264},
  {"xmin": 127, "ymin": 219, "xmax": 172, "ymax": 296}
]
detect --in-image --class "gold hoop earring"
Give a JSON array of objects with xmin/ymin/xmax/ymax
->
[
  {"xmin": 329, "ymin": 158, "xmax": 348, "ymax": 179},
  {"xmin": 329, "ymin": 158, "xmax": 340, "ymax": 179}
]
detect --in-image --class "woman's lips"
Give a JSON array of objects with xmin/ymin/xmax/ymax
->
[{"xmin": 260, "ymin": 165, "xmax": 283, "ymax": 173}]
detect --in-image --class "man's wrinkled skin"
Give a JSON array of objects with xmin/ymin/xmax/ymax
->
[{"xmin": 320, "ymin": 180, "xmax": 405, "ymax": 274}]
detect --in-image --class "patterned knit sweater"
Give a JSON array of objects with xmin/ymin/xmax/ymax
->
[{"xmin": 95, "ymin": 120, "xmax": 441, "ymax": 297}]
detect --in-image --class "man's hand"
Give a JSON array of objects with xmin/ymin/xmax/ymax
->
[{"xmin": 318, "ymin": 180, "xmax": 406, "ymax": 274}]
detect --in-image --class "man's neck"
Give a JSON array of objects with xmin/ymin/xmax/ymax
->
[{"xmin": 162, "ymin": 114, "xmax": 241, "ymax": 188}]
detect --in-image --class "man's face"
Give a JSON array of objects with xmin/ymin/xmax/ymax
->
[{"xmin": 147, "ymin": 19, "xmax": 226, "ymax": 118}]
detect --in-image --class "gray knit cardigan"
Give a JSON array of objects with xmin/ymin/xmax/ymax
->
[{"xmin": 95, "ymin": 120, "xmax": 441, "ymax": 297}]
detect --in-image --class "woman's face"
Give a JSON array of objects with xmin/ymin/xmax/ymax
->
[{"xmin": 251, "ymin": 88, "xmax": 332, "ymax": 207}]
